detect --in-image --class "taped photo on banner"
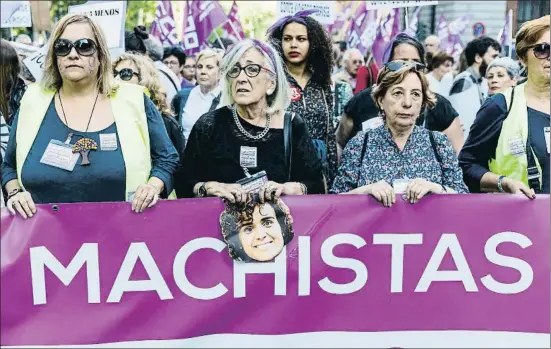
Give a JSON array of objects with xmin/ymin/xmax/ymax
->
[
  {"xmin": 220, "ymin": 193, "xmax": 294, "ymax": 262},
  {"xmin": 276, "ymin": 1, "xmax": 335, "ymax": 25}
]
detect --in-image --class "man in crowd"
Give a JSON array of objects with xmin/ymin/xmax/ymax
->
[
  {"xmin": 448, "ymin": 36, "xmax": 501, "ymax": 139},
  {"xmin": 424, "ymin": 35, "xmax": 441, "ymax": 55},
  {"xmin": 163, "ymin": 46, "xmax": 195, "ymax": 89},
  {"xmin": 333, "ymin": 48, "xmax": 364, "ymax": 91},
  {"xmin": 143, "ymin": 37, "xmax": 181, "ymax": 103}
]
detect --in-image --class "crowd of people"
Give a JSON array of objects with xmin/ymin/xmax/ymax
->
[{"xmin": 0, "ymin": 10, "xmax": 549, "ymax": 219}]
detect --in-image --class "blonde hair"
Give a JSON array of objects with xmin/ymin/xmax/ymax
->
[
  {"xmin": 372, "ymin": 64, "xmax": 436, "ymax": 111},
  {"xmin": 113, "ymin": 52, "xmax": 173, "ymax": 116},
  {"xmin": 41, "ymin": 13, "xmax": 115, "ymax": 96},
  {"xmin": 515, "ymin": 15, "xmax": 550, "ymax": 62},
  {"xmin": 196, "ymin": 48, "xmax": 223, "ymax": 67}
]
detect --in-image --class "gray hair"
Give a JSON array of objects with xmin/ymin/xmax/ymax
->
[
  {"xmin": 343, "ymin": 48, "xmax": 363, "ymax": 63},
  {"xmin": 219, "ymin": 39, "xmax": 291, "ymax": 115},
  {"xmin": 486, "ymin": 57, "xmax": 521, "ymax": 79},
  {"xmin": 143, "ymin": 36, "xmax": 164, "ymax": 62}
]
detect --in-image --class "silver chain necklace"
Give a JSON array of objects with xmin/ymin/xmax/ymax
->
[{"xmin": 232, "ymin": 104, "xmax": 271, "ymax": 140}]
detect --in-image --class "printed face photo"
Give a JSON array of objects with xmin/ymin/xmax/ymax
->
[{"xmin": 220, "ymin": 194, "xmax": 294, "ymax": 262}]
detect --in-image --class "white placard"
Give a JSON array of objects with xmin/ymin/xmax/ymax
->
[
  {"xmin": 68, "ymin": 1, "xmax": 126, "ymax": 49},
  {"xmin": 1, "ymin": 0, "xmax": 31, "ymax": 28},
  {"xmin": 365, "ymin": 0, "xmax": 438, "ymax": 10},
  {"xmin": 276, "ymin": 1, "xmax": 336, "ymax": 25},
  {"xmin": 22, "ymin": 44, "xmax": 49, "ymax": 82}
]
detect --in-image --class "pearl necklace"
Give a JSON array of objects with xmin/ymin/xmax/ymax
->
[{"xmin": 232, "ymin": 105, "xmax": 271, "ymax": 140}]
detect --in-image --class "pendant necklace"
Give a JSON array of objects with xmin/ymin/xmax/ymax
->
[{"xmin": 58, "ymin": 90, "xmax": 100, "ymax": 166}]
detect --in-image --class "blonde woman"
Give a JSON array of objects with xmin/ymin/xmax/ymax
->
[
  {"xmin": 113, "ymin": 52, "xmax": 185, "ymax": 160},
  {"xmin": 1, "ymin": 14, "xmax": 179, "ymax": 218}
]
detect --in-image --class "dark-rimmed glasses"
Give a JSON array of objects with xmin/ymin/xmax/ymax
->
[
  {"xmin": 529, "ymin": 43, "xmax": 550, "ymax": 59},
  {"xmin": 227, "ymin": 64, "xmax": 271, "ymax": 78},
  {"xmin": 53, "ymin": 38, "xmax": 97, "ymax": 57},
  {"xmin": 114, "ymin": 68, "xmax": 140, "ymax": 81}
]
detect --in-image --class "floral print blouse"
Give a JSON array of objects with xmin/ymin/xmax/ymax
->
[
  {"xmin": 286, "ymin": 73, "xmax": 338, "ymax": 185},
  {"xmin": 332, "ymin": 81, "xmax": 353, "ymax": 129},
  {"xmin": 331, "ymin": 125, "xmax": 469, "ymax": 194}
]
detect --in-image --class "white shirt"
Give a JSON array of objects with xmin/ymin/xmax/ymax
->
[
  {"xmin": 154, "ymin": 61, "xmax": 180, "ymax": 104},
  {"xmin": 426, "ymin": 71, "xmax": 454, "ymax": 98},
  {"xmin": 182, "ymin": 85, "xmax": 221, "ymax": 144}
]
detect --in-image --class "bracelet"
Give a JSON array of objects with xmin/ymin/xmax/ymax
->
[
  {"xmin": 7, "ymin": 188, "xmax": 23, "ymax": 200},
  {"xmin": 298, "ymin": 183, "xmax": 307, "ymax": 195},
  {"xmin": 497, "ymin": 176, "xmax": 506, "ymax": 193}
]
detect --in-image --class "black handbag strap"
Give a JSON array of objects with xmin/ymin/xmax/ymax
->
[
  {"xmin": 356, "ymin": 131, "xmax": 370, "ymax": 187},
  {"xmin": 284, "ymin": 112, "xmax": 293, "ymax": 181},
  {"xmin": 428, "ymin": 131, "xmax": 444, "ymax": 178}
]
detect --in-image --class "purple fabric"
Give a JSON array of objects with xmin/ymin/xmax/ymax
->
[
  {"xmin": 222, "ymin": 0, "xmax": 245, "ymax": 41},
  {"xmin": 404, "ymin": 7, "xmax": 422, "ymax": 38},
  {"xmin": 1, "ymin": 195, "xmax": 549, "ymax": 346},
  {"xmin": 180, "ymin": 78, "xmax": 195, "ymax": 89},
  {"xmin": 373, "ymin": 9, "xmax": 401, "ymax": 67},
  {"xmin": 331, "ymin": 2, "xmax": 353, "ymax": 35},
  {"xmin": 345, "ymin": 2, "xmax": 369, "ymax": 56},
  {"xmin": 182, "ymin": 0, "xmax": 229, "ymax": 56},
  {"xmin": 150, "ymin": 0, "xmax": 178, "ymax": 46},
  {"xmin": 251, "ymin": 39, "xmax": 278, "ymax": 74},
  {"xmin": 266, "ymin": 9, "xmax": 319, "ymax": 35}
]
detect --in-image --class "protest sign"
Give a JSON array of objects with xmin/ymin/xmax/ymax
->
[
  {"xmin": 1, "ymin": 0, "xmax": 31, "ymax": 28},
  {"xmin": 1, "ymin": 195, "xmax": 549, "ymax": 347},
  {"xmin": 22, "ymin": 44, "xmax": 49, "ymax": 82},
  {"xmin": 181, "ymin": 0, "xmax": 228, "ymax": 56},
  {"xmin": 276, "ymin": 1, "xmax": 336, "ymax": 25},
  {"xmin": 366, "ymin": 0, "xmax": 438, "ymax": 10},
  {"xmin": 150, "ymin": 0, "xmax": 179, "ymax": 46}
]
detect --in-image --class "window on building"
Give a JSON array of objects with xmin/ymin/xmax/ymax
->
[{"xmin": 517, "ymin": 1, "xmax": 550, "ymax": 30}]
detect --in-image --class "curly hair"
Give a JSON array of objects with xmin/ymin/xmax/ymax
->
[
  {"xmin": 219, "ymin": 193, "xmax": 294, "ymax": 262},
  {"xmin": 267, "ymin": 17, "xmax": 334, "ymax": 89},
  {"xmin": 112, "ymin": 52, "xmax": 173, "ymax": 117}
]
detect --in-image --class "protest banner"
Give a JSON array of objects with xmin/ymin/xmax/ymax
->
[
  {"xmin": 181, "ymin": 0, "xmax": 228, "ymax": 56},
  {"xmin": 150, "ymin": 0, "xmax": 179, "ymax": 46},
  {"xmin": 0, "ymin": 0, "xmax": 31, "ymax": 28},
  {"xmin": 276, "ymin": 1, "xmax": 336, "ymax": 25},
  {"xmin": 366, "ymin": 0, "xmax": 438, "ymax": 9},
  {"xmin": 1, "ymin": 195, "xmax": 549, "ymax": 347}
]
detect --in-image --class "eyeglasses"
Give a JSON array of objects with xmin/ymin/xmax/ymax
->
[
  {"xmin": 183, "ymin": 65, "xmax": 196, "ymax": 69},
  {"xmin": 114, "ymin": 68, "xmax": 140, "ymax": 81},
  {"xmin": 164, "ymin": 61, "xmax": 180, "ymax": 67},
  {"xmin": 227, "ymin": 64, "xmax": 271, "ymax": 78},
  {"xmin": 529, "ymin": 43, "xmax": 550, "ymax": 59},
  {"xmin": 53, "ymin": 38, "xmax": 97, "ymax": 57},
  {"xmin": 384, "ymin": 60, "xmax": 426, "ymax": 72}
]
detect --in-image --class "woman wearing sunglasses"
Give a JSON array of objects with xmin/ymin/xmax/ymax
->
[
  {"xmin": 1, "ymin": 14, "xmax": 179, "ymax": 218},
  {"xmin": 113, "ymin": 52, "xmax": 185, "ymax": 167},
  {"xmin": 331, "ymin": 62, "xmax": 468, "ymax": 206},
  {"xmin": 175, "ymin": 39, "xmax": 324, "ymax": 201},
  {"xmin": 460, "ymin": 15, "xmax": 550, "ymax": 197}
]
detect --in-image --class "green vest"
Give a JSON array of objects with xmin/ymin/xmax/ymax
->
[
  {"xmin": 488, "ymin": 83, "xmax": 542, "ymax": 190},
  {"xmin": 16, "ymin": 83, "xmax": 176, "ymax": 200}
]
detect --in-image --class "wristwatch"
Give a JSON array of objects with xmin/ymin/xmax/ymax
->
[
  {"xmin": 497, "ymin": 176, "xmax": 506, "ymax": 193},
  {"xmin": 197, "ymin": 182, "xmax": 208, "ymax": 197}
]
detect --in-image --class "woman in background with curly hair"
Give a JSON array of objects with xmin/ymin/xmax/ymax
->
[
  {"xmin": 267, "ymin": 10, "xmax": 337, "ymax": 188},
  {"xmin": 113, "ymin": 52, "xmax": 185, "ymax": 160}
]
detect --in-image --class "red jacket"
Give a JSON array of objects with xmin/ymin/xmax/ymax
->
[{"xmin": 354, "ymin": 62, "xmax": 380, "ymax": 94}]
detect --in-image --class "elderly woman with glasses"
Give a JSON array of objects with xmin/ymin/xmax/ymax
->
[
  {"xmin": 1, "ymin": 14, "xmax": 179, "ymax": 218},
  {"xmin": 175, "ymin": 39, "xmax": 324, "ymax": 202},
  {"xmin": 460, "ymin": 15, "xmax": 550, "ymax": 197},
  {"xmin": 486, "ymin": 57, "xmax": 520, "ymax": 96},
  {"xmin": 331, "ymin": 61, "xmax": 468, "ymax": 207}
]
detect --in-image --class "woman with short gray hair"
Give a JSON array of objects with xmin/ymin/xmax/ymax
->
[
  {"xmin": 175, "ymin": 39, "xmax": 324, "ymax": 201},
  {"xmin": 486, "ymin": 57, "xmax": 520, "ymax": 96}
]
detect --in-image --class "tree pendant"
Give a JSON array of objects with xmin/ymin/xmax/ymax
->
[{"xmin": 72, "ymin": 138, "xmax": 98, "ymax": 166}]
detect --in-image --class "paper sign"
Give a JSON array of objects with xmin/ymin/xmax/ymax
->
[
  {"xmin": 68, "ymin": 1, "xmax": 126, "ymax": 49},
  {"xmin": 22, "ymin": 44, "xmax": 49, "ymax": 82},
  {"xmin": 276, "ymin": 1, "xmax": 336, "ymax": 25},
  {"xmin": 1, "ymin": 0, "xmax": 31, "ymax": 28},
  {"xmin": 365, "ymin": 0, "xmax": 438, "ymax": 10}
]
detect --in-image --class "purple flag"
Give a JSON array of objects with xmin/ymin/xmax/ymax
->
[
  {"xmin": 439, "ymin": 14, "xmax": 472, "ymax": 53},
  {"xmin": 437, "ymin": 15, "xmax": 451, "ymax": 51},
  {"xmin": 222, "ymin": 0, "xmax": 245, "ymax": 41},
  {"xmin": 150, "ymin": 0, "xmax": 178, "ymax": 46},
  {"xmin": 346, "ymin": 2, "xmax": 368, "ymax": 55},
  {"xmin": 181, "ymin": 0, "xmax": 228, "ymax": 56},
  {"xmin": 1, "ymin": 195, "xmax": 549, "ymax": 346},
  {"xmin": 330, "ymin": 1, "xmax": 353, "ymax": 35},
  {"xmin": 372, "ymin": 9, "xmax": 400, "ymax": 67},
  {"xmin": 405, "ymin": 7, "xmax": 422, "ymax": 38},
  {"xmin": 497, "ymin": 9, "xmax": 513, "ymax": 51}
]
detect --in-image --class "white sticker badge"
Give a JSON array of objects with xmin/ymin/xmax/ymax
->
[
  {"xmin": 40, "ymin": 140, "xmax": 80, "ymax": 171},
  {"xmin": 508, "ymin": 138, "xmax": 525, "ymax": 157},
  {"xmin": 240, "ymin": 146, "xmax": 258, "ymax": 168},
  {"xmin": 362, "ymin": 116, "xmax": 384, "ymax": 131},
  {"xmin": 100, "ymin": 133, "xmax": 118, "ymax": 151}
]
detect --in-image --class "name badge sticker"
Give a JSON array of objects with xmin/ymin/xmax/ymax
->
[
  {"xmin": 544, "ymin": 127, "xmax": 550, "ymax": 154},
  {"xmin": 508, "ymin": 138, "xmax": 525, "ymax": 157},
  {"xmin": 362, "ymin": 116, "xmax": 384, "ymax": 131},
  {"xmin": 240, "ymin": 146, "xmax": 258, "ymax": 168},
  {"xmin": 40, "ymin": 140, "xmax": 80, "ymax": 171},
  {"xmin": 100, "ymin": 133, "xmax": 118, "ymax": 151}
]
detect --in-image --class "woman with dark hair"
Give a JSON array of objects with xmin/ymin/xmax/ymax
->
[
  {"xmin": 220, "ymin": 193, "xmax": 294, "ymax": 262},
  {"xmin": 426, "ymin": 51, "xmax": 454, "ymax": 97},
  {"xmin": 267, "ymin": 9, "xmax": 337, "ymax": 188},
  {"xmin": 0, "ymin": 39, "xmax": 27, "ymax": 126}
]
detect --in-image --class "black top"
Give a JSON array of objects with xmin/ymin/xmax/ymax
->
[
  {"xmin": 459, "ymin": 93, "xmax": 550, "ymax": 193},
  {"xmin": 175, "ymin": 106, "xmax": 324, "ymax": 198},
  {"xmin": 343, "ymin": 86, "xmax": 459, "ymax": 140}
]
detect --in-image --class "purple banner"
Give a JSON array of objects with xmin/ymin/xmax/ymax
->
[
  {"xmin": 1, "ymin": 195, "xmax": 550, "ymax": 347},
  {"xmin": 222, "ymin": 0, "xmax": 245, "ymax": 41},
  {"xmin": 181, "ymin": 0, "xmax": 228, "ymax": 56},
  {"xmin": 150, "ymin": 0, "xmax": 178, "ymax": 46}
]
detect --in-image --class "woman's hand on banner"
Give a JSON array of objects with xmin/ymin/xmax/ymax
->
[
  {"xmin": 206, "ymin": 182, "xmax": 247, "ymax": 204},
  {"xmin": 404, "ymin": 178, "xmax": 443, "ymax": 204},
  {"xmin": 6, "ymin": 191, "xmax": 36, "ymax": 219},
  {"xmin": 501, "ymin": 178, "xmax": 536, "ymax": 199},
  {"xmin": 364, "ymin": 180, "xmax": 395, "ymax": 207}
]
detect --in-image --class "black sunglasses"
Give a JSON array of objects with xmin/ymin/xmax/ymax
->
[
  {"xmin": 114, "ymin": 68, "xmax": 140, "ymax": 81},
  {"xmin": 227, "ymin": 64, "xmax": 271, "ymax": 78},
  {"xmin": 53, "ymin": 38, "xmax": 97, "ymax": 57},
  {"xmin": 384, "ymin": 60, "xmax": 426, "ymax": 72},
  {"xmin": 529, "ymin": 43, "xmax": 550, "ymax": 59}
]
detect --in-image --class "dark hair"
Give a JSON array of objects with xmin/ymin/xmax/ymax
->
[
  {"xmin": 428, "ymin": 51, "xmax": 454, "ymax": 71},
  {"xmin": 211, "ymin": 37, "xmax": 235, "ymax": 51},
  {"xmin": 125, "ymin": 25, "xmax": 148, "ymax": 54},
  {"xmin": 387, "ymin": 33, "xmax": 426, "ymax": 65},
  {"xmin": 0, "ymin": 39, "xmax": 21, "ymax": 121},
  {"xmin": 268, "ymin": 17, "xmax": 334, "ymax": 89},
  {"xmin": 464, "ymin": 36, "xmax": 501, "ymax": 66},
  {"xmin": 220, "ymin": 194, "xmax": 294, "ymax": 262},
  {"xmin": 163, "ymin": 46, "xmax": 186, "ymax": 66},
  {"xmin": 338, "ymin": 40, "xmax": 347, "ymax": 52}
]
